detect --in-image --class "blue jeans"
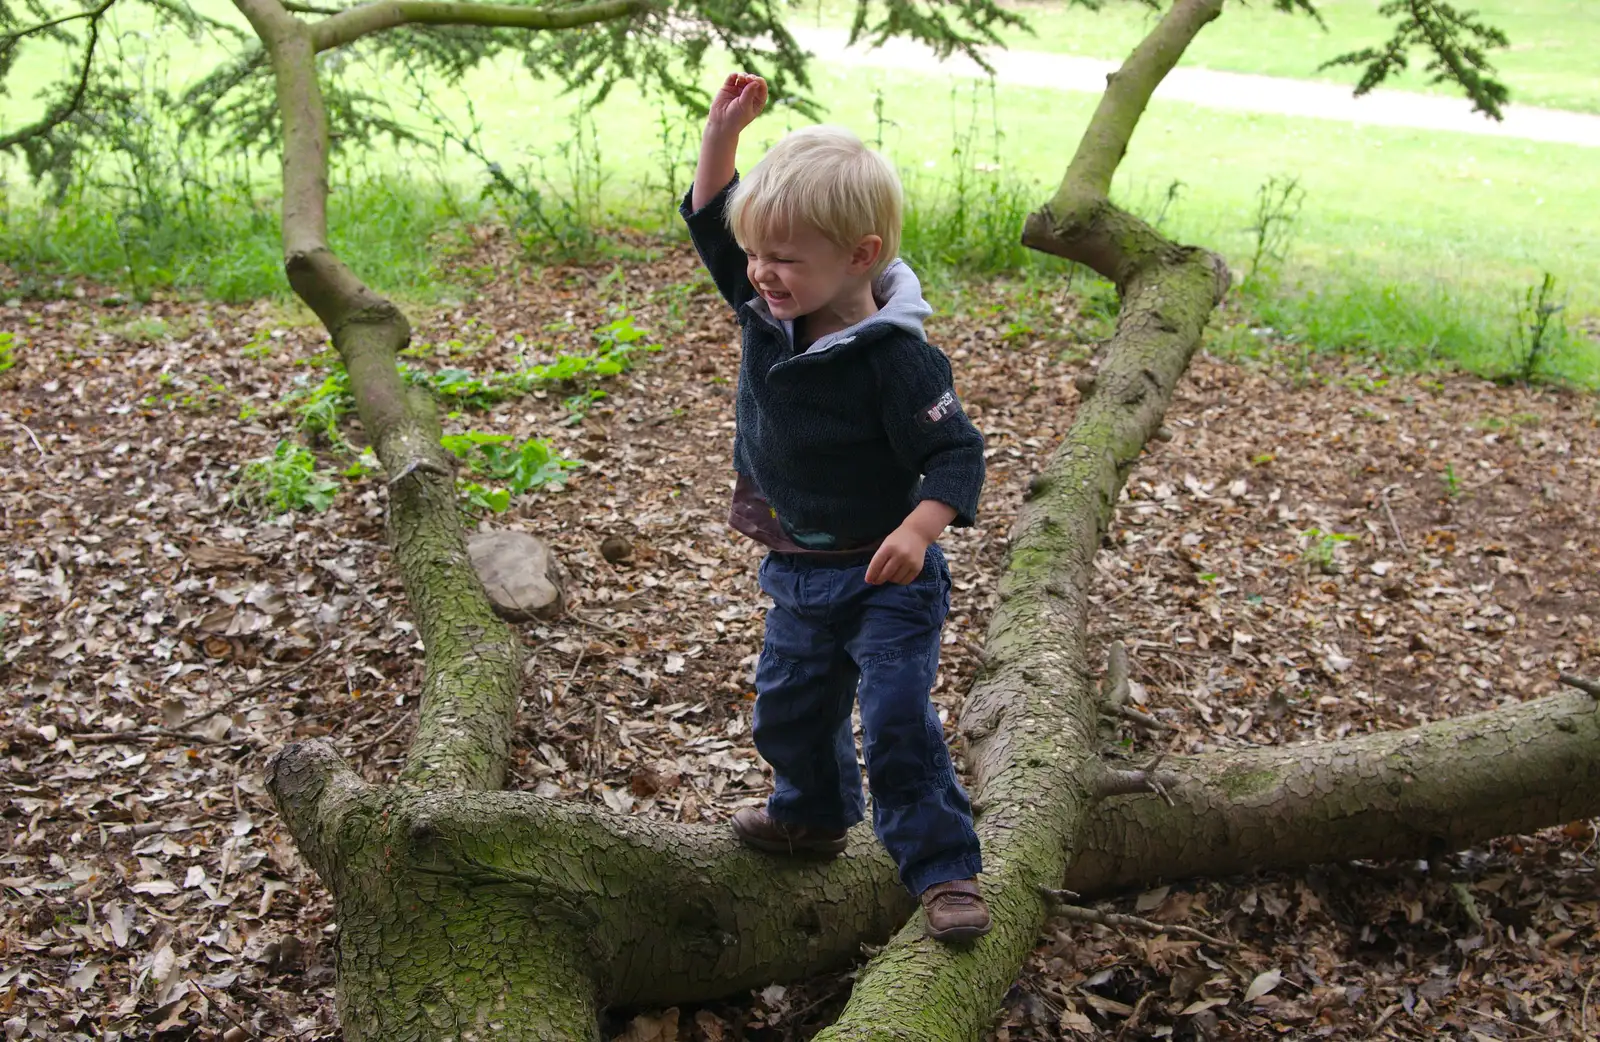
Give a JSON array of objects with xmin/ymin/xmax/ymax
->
[{"xmin": 753, "ymin": 544, "xmax": 983, "ymax": 895}]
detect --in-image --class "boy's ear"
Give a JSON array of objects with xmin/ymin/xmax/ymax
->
[{"xmin": 847, "ymin": 235, "xmax": 883, "ymax": 276}]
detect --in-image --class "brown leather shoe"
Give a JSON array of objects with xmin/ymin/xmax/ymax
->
[
  {"xmin": 731, "ymin": 807, "xmax": 849, "ymax": 858},
  {"xmin": 921, "ymin": 879, "xmax": 991, "ymax": 942}
]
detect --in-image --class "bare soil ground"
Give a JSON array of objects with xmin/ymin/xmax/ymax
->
[{"xmin": 2, "ymin": 241, "xmax": 1597, "ymax": 1040}]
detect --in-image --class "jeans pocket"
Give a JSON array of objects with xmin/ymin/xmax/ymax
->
[{"xmin": 909, "ymin": 545, "xmax": 950, "ymax": 596}]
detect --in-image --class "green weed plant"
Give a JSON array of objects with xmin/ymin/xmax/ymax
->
[{"xmin": 232, "ymin": 441, "xmax": 342, "ymax": 515}]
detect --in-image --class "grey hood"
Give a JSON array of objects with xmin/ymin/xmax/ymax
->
[{"xmin": 745, "ymin": 259, "xmax": 933, "ymax": 354}]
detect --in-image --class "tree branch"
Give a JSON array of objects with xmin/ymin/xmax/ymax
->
[
  {"xmin": 1108, "ymin": 703, "xmax": 1178, "ymax": 733},
  {"xmin": 309, "ymin": 0, "xmax": 650, "ymax": 52},
  {"xmin": 0, "ymin": 0, "xmax": 114, "ymax": 151},
  {"xmin": 235, "ymin": 0, "xmax": 523, "ymax": 792},
  {"xmin": 819, "ymin": 161, "xmax": 1226, "ymax": 1042},
  {"xmin": 1559, "ymin": 673, "xmax": 1600, "ymax": 699},
  {"xmin": 1065, "ymin": 689, "xmax": 1600, "ymax": 897},
  {"xmin": 1095, "ymin": 765, "xmax": 1177, "ymax": 802},
  {"xmin": 1056, "ymin": 0, "xmax": 1224, "ymax": 201},
  {"xmin": 1020, "ymin": 0, "xmax": 1229, "ymax": 292}
]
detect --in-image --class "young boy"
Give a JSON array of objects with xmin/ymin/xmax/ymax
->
[{"xmin": 680, "ymin": 73, "xmax": 990, "ymax": 942}]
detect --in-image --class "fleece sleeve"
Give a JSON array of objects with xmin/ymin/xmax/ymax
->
[
  {"xmin": 679, "ymin": 177, "xmax": 754, "ymax": 313},
  {"xmin": 878, "ymin": 341, "xmax": 986, "ymax": 528}
]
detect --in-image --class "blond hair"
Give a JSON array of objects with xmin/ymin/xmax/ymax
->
[{"xmin": 728, "ymin": 125, "xmax": 903, "ymax": 279}]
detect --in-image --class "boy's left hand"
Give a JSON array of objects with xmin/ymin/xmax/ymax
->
[{"xmin": 865, "ymin": 525, "xmax": 929, "ymax": 586}]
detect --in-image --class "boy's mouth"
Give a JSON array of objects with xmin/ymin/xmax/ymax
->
[{"xmin": 761, "ymin": 288, "xmax": 792, "ymax": 305}]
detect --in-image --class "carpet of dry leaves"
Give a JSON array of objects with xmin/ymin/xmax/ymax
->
[{"xmin": 2, "ymin": 238, "xmax": 1598, "ymax": 1042}]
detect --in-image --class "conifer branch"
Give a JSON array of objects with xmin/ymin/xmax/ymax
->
[
  {"xmin": 309, "ymin": 0, "xmax": 650, "ymax": 52},
  {"xmin": 0, "ymin": 0, "xmax": 114, "ymax": 151}
]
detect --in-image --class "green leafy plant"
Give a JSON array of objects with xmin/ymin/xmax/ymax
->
[
  {"xmin": 343, "ymin": 449, "xmax": 382, "ymax": 479},
  {"xmin": 1301, "ymin": 527, "xmax": 1357, "ymax": 574},
  {"xmin": 1442, "ymin": 462, "xmax": 1461, "ymax": 500},
  {"xmin": 403, "ymin": 312, "xmax": 662, "ymax": 410},
  {"xmin": 240, "ymin": 329, "xmax": 278, "ymax": 360},
  {"xmin": 0, "ymin": 331, "xmax": 19, "ymax": 373},
  {"xmin": 440, "ymin": 431, "xmax": 579, "ymax": 512},
  {"xmin": 1245, "ymin": 174, "xmax": 1305, "ymax": 284},
  {"xmin": 589, "ymin": 313, "xmax": 660, "ymax": 372},
  {"xmin": 279, "ymin": 368, "xmax": 355, "ymax": 445},
  {"xmin": 1508, "ymin": 272, "xmax": 1567, "ymax": 383},
  {"xmin": 233, "ymin": 441, "xmax": 341, "ymax": 515},
  {"xmin": 562, "ymin": 388, "xmax": 607, "ymax": 425}
]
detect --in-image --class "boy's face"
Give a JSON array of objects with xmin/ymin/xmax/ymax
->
[{"xmin": 742, "ymin": 223, "xmax": 882, "ymax": 322}]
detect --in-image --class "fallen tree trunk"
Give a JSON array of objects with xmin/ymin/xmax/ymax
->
[
  {"xmin": 233, "ymin": 0, "xmax": 1600, "ymax": 1035},
  {"xmin": 812, "ymin": 1, "xmax": 1233, "ymax": 1037},
  {"xmin": 267, "ymin": 685, "xmax": 1600, "ymax": 1022},
  {"xmin": 1066, "ymin": 685, "xmax": 1600, "ymax": 895}
]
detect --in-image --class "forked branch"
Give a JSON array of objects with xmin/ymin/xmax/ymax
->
[
  {"xmin": 819, "ymin": 5, "xmax": 1229, "ymax": 1037},
  {"xmin": 0, "ymin": 0, "xmax": 117, "ymax": 46},
  {"xmin": 1020, "ymin": 0, "xmax": 1229, "ymax": 290}
]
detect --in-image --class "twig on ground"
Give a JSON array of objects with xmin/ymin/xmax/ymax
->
[
  {"xmin": 188, "ymin": 978, "xmax": 260, "ymax": 1040},
  {"xmin": 358, "ymin": 712, "xmax": 412, "ymax": 757},
  {"xmin": 1582, "ymin": 970, "xmax": 1598, "ymax": 1036},
  {"xmin": 556, "ymin": 647, "xmax": 586, "ymax": 707},
  {"xmin": 1039, "ymin": 888, "xmax": 1234, "ymax": 948},
  {"xmin": 955, "ymin": 635, "xmax": 987, "ymax": 663},
  {"xmin": 1559, "ymin": 673, "xmax": 1600, "ymax": 699},
  {"xmin": 569, "ymin": 609, "xmax": 628, "ymax": 637},
  {"xmin": 1107, "ymin": 703, "xmax": 1177, "ymax": 733},
  {"xmin": 1380, "ymin": 487, "xmax": 1407, "ymax": 554},
  {"xmin": 61, "ymin": 727, "xmax": 251, "ymax": 748},
  {"xmin": 14, "ymin": 422, "xmax": 47, "ymax": 460},
  {"xmin": 172, "ymin": 646, "xmax": 331, "ymax": 731}
]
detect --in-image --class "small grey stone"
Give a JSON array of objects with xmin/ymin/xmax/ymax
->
[{"xmin": 468, "ymin": 530, "xmax": 565, "ymax": 621}]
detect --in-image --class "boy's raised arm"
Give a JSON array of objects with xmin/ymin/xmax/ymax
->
[
  {"xmin": 682, "ymin": 74, "xmax": 768, "ymax": 310},
  {"xmin": 692, "ymin": 73, "xmax": 767, "ymax": 211}
]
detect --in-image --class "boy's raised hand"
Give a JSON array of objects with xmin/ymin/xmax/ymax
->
[
  {"xmin": 707, "ymin": 73, "xmax": 767, "ymax": 135},
  {"xmin": 692, "ymin": 73, "xmax": 764, "ymax": 210}
]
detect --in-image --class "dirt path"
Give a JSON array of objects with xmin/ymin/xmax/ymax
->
[{"xmin": 792, "ymin": 27, "xmax": 1600, "ymax": 148}]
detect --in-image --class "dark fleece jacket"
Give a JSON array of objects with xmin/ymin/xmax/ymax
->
[{"xmin": 680, "ymin": 177, "xmax": 985, "ymax": 553}]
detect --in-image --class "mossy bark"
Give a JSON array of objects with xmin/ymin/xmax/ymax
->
[
  {"xmin": 1066, "ymin": 688, "xmax": 1600, "ymax": 896},
  {"xmin": 813, "ymin": 229, "xmax": 1230, "ymax": 1042},
  {"xmin": 267, "ymin": 687, "xmax": 1600, "ymax": 1038}
]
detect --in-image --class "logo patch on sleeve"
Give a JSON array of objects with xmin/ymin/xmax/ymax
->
[{"xmin": 919, "ymin": 388, "xmax": 962, "ymax": 428}]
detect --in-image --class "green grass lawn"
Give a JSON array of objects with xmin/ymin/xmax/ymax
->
[
  {"xmin": 2, "ymin": 4, "xmax": 1597, "ymax": 383},
  {"xmin": 800, "ymin": 0, "xmax": 1600, "ymax": 115},
  {"xmin": 422, "ymin": 60, "xmax": 1599, "ymax": 304}
]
